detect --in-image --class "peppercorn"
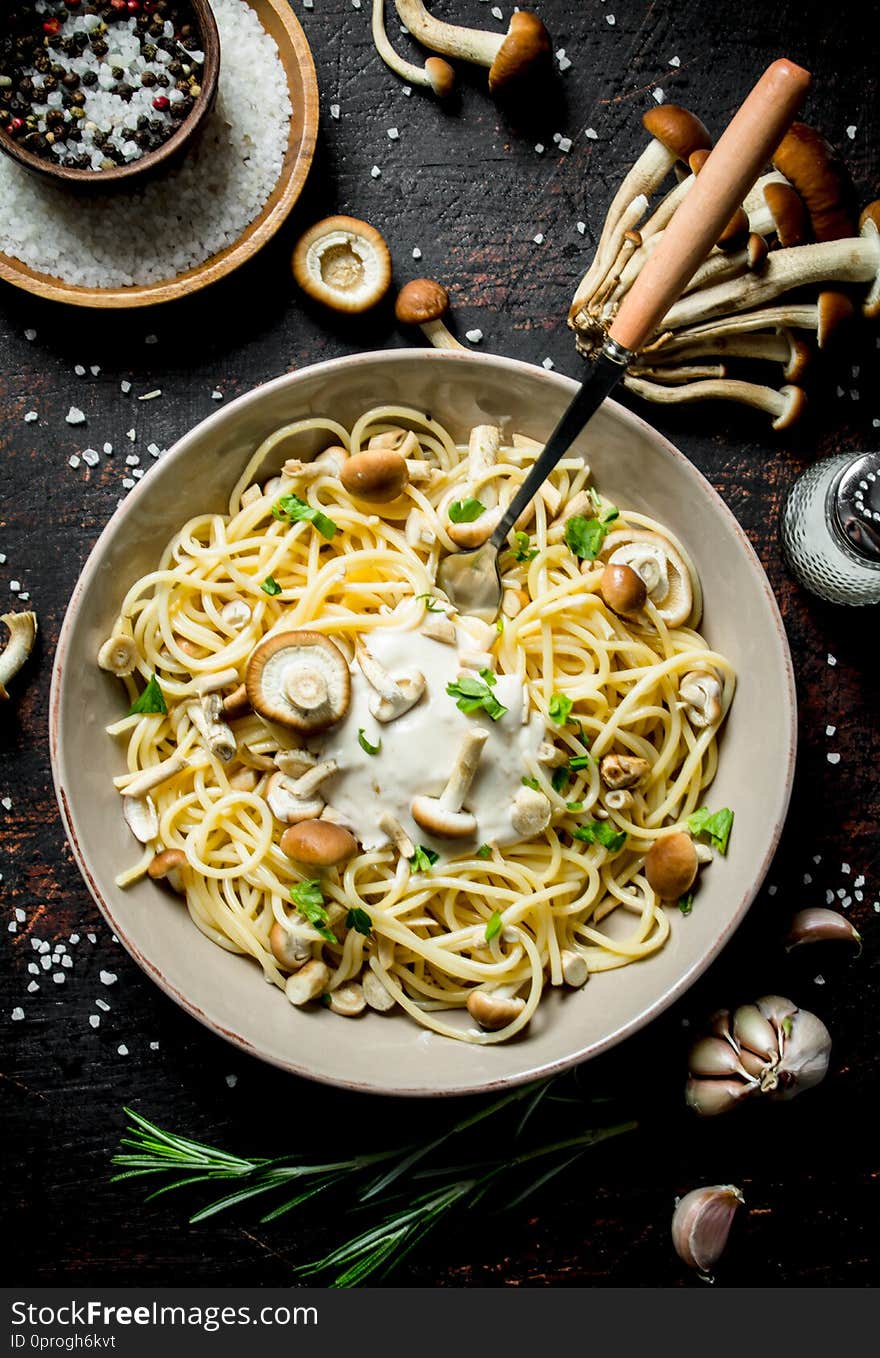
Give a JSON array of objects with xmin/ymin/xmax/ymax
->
[
  {"xmin": 81, "ymin": 70, "xmax": 97, "ymax": 86},
  {"xmin": 151, "ymin": 94, "xmax": 170, "ymax": 111},
  {"xmin": 140, "ymin": 71, "xmax": 156, "ymax": 86},
  {"xmin": 61, "ymin": 71, "xmax": 80, "ymax": 89}
]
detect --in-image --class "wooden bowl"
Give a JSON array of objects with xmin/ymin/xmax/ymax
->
[{"xmin": 0, "ymin": 0, "xmax": 318, "ymax": 308}]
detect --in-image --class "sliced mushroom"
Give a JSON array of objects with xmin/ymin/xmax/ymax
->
[
  {"xmin": 117, "ymin": 754, "xmax": 188, "ymax": 800},
  {"xmin": 509, "ymin": 785, "xmax": 552, "ymax": 838},
  {"xmin": 600, "ymin": 754, "xmax": 650, "ymax": 789},
  {"xmin": 246, "ymin": 632, "xmax": 351, "ymax": 733},
  {"xmin": 0, "ymin": 610, "xmax": 37, "ymax": 699},
  {"xmin": 372, "ymin": 0, "xmax": 455, "ymax": 96},
  {"xmin": 446, "ymin": 425, "xmax": 505, "ymax": 548},
  {"xmin": 285, "ymin": 959, "xmax": 331, "ymax": 1006},
  {"xmin": 645, "ymin": 832, "xmax": 698, "ymax": 900},
  {"xmin": 411, "ymin": 728, "xmax": 488, "ymax": 838},
  {"xmin": 292, "ymin": 216, "xmax": 392, "ymax": 313},
  {"xmin": 678, "ymin": 671, "xmax": 724, "ymax": 728},
  {"xmin": 222, "ymin": 683, "xmax": 252, "ymax": 721},
  {"xmin": 395, "ymin": 278, "xmax": 465, "ymax": 350},
  {"xmin": 394, "ymin": 2, "xmax": 550, "ymax": 95},
  {"xmin": 602, "ymin": 529, "xmax": 695, "ymax": 628},
  {"xmin": 560, "ymin": 949, "xmax": 589, "ymax": 989},
  {"xmin": 328, "ymin": 983, "xmax": 366, "ymax": 1017},
  {"xmin": 604, "ymin": 789, "xmax": 634, "ymax": 811},
  {"xmin": 467, "ymin": 989, "xmax": 526, "ymax": 1030},
  {"xmin": 147, "ymin": 848, "xmax": 187, "ymax": 894},
  {"xmin": 228, "ymin": 767, "xmax": 259, "ymax": 792},
  {"xmin": 363, "ymin": 969, "xmax": 397, "ymax": 1012},
  {"xmin": 270, "ymin": 918, "xmax": 313, "ymax": 971},
  {"xmin": 357, "ymin": 642, "xmax": 426, "ymax": 723},
  {"xmin": 98, "ymin": 631, "xmax": 137, "ymax": 676},
  {"xmin": 421, "ymin": 614, "xmax": 457, "ymax": 645},
  {"xmin": 122, "ymin": 794, "xmax": 158, "ymax": 844},
  {"xmin": 266, "ymin": 761, "xmax": 338, "ymax": 825},
  {"xmin": 280, "ymin": 819, "xmax": 358, "ymax": 867},
  {"xmin": 195, "ymin": 667, "xmax": 240, "ymax": 696},
  {"xmin": 282, "ymin": 446, "xmax": 348, "ymax": 484},
  {"xmin": 220, "ymin": 600, "xmax": 252, "ymax": 631}
]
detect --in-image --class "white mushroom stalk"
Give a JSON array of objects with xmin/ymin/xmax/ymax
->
[
  {"xmin": 0, "ymin": 610, "xmax": 37, "ymax": 700},
  {"xmin": 372, "ymin": 0, "xmax": 454, "ymax": 96},
  {"xmin": 115, "ymin": 754, "xmax": 188, "ymax": 799},
  {"xmin": 357, "ymin": 643, "xmax": 426, "ymax": 723},
  {"xmin": 446, "ymin": 424, "xmax": 505, "ymax": 548},
  {"xmin": 187, "ymin": 694, "xmax": 237, "ymax": 762},
  {"xmin": 411, "ymin": 727, "xmax": 488, "ymax": 838},
  {"xmin": 641, "ymin": 327, "xmax": 812, "ymax": 381},
  {"xmin": 624, "ymin": 375, "xmax": 806, "ymax": 431}
]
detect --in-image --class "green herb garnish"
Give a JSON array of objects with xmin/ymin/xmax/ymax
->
[
  {"xmin": 128, "ymin": 674, "xmax": 167, "ymax": 716},
  {"xmin": 564, "ymin": 502, "xmax": 619, "ymax": 561},
  {"xmin": 485, "ymin": 911, "xmax": 503, "ymax": 943},
  {"xmin": 678, "ymin": 892, "xmax": 694, "ymax": 916},
  {"xmin": 566, "ymin": 801, "xmax": 584, "ymax": 813},
  {"xmin": 686, "ymin": 806, "xmax": 734, "ymax": 855},
  {"xmin": 446, "ymin": 675, "xmax": 508, "ymax": 722},
  {"xmin": 551, "ymin": 765, "xmax": 570, "ymax": 794},
  {"xmin": 410, "ymin": 845, "xmax": 439, "ymax": 873},
  {"xmin": 261, "ymin": 575, "xmax": 282, "ymax": 596},
  {"xmin": 568, "ymin": 754, "xmax": 590, "ymax": 771},
  {"xmin": 319, "ymin": 993, "xmax": 333, "ymax": 1008},
  {"xmin": 290, "ymin": 880, "xmax": 338, "ymax": 943},
  {"xmin": 511, "ymin": 530, "xmax": 538, "ymax": 563},
  {"xmin": 548, "ymin": 692, "xmax": 573, "ymax": 725},
  {"xmin": 415, "ymin": 593, "xmax": 445, "ymax": 613},
  {"xmin": 448, "ymin": 498, "xmax": 486, "ymax": 524},
  {"xmin": 573, "ymin": 820, "xmax": 627, "ymax": 853},
  {"xmin": 273, "ymin": 492, "xmax": 337, "ymax": 540},
  {"xmin": 346, "ymin": 908, "xmax": 373, "ymax": 937},
  {"xmin": 522, "ymin": 776, "xmax": 541, "ymax": 791},
  {"xmin": 357, "ymin": 728, "xmax": 381, "ymax": 757},
  {"xmin": 476, "ymin": 843, "xmax": 493, "ymax": 860}
]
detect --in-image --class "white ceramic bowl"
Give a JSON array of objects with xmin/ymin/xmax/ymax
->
[{"xmin": 50, "ymin": 351, "xmax": 796, "ymax": 1096}]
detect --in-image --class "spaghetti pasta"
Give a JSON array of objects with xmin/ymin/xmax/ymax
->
[{"xmin": 102, "ymin": 405, "xmax": 735, "ymax": 1044}]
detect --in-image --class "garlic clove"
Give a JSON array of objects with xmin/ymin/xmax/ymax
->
[
  {"xmin": 737, "ymin": 1045, "xmax": 768, "ymax": 1080},
  {"xmin": 685, "ymin": 1076, "xmax": 754, "ymax": 1117},
  {"xmin": 770, "ymin": 1006, "xmax": 832, "ymax": 1100},
  {"xmin": 785, "ymin": 907, "xmax": 862, "ymax": 953},
  {"xmin": 672, "ymin": 1184, "xmax": 745, "ymax": 1274},
  {"xmin": 732, "ymin": 1003, "xmax": 779, "ymax": 1061},
  {"xmin": 688, "ymin": 1035, "xmax": 754, "ymax": 1082}
]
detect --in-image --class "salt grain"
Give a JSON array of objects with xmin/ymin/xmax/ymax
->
[
  {"xmin": 542, "ymin": 358, "xmax": 555, "ymax": 370},
  {"xmin": 126, "ymin": 429, "xmax": 136, "ymax": 442},
  {"xmin": 585, "ymin": 128, "xmax": 598, "ymax": 140},
  {"xmin": 606, "ymin": 13, "xmax": 616, "ymax": 24},
  {"xmin": 89, "ymin": 1015, "xmax": 100, "ymax": 1029},
  {"xmin": 120, "ymin": 381, "xmax": 132, "ymax": 395},
  {"xmin": 412, "ymin": 248, "xmax": 422, "ymax": 260},
  {"xmin": 533, "ymin": 232, "xmax": 544, "ymax": 244},
  {"xmin": 24, "ymin": 329, "xmax": 36, "ymax": 341},
  {"xmin": 11, "ymin": 1008, "xmax": 24, "ymax": 1022},
  {"xmin": 53, "ymin": 972, "xmax": 65, "ymax": 984},
  {"xmin": 118, "ymin": 1044, "xmax": 129, "ymax": 1056},
  {"xmin": 66, "ymin": 407, "xmax": 86, "ymax": 425},
  {"xmin": 24, "ymin": 412, "xmax": 37, "ymax": 423},
  {"xmin": 465, "ymin": 329, "xmax": 483, "ymax": 344},
  {"xmin": 138, "ymin": 390, "xmax": 162, "ymax": 401},
  {"xmin": 100, "ymin": 970, "xmax": 117, "ymax": 986},
  {"xmin": 846, "ymin": 125, "xmax": 857, "ymax": 139},
  {"xmin": 68, "ymin": 456, "xmax": 81, "ymax": 469},
  {"xmin": 82, "ymin": 449, "xmax": 100, "ymax": 467},
  {"xmin": 491, "ymin": 6, "xmax": 503, "ymax": 18},
  {"xmin": 669, "ymin": 56, "xmax": 681, "ymax": 66},
  {"xmin": 225, "ymin": 1074, "xmax": 238, "ymax": 1088},
  {"xmin": 825, "ymin": 724, "xmax": 836, "ymax": 736},
  {"xmin": 90, "ymin": 365, "xmax": 101, "ymax": 377},
  {"xmin": 827, "ymin": 752, "xmax": 841, "ymax": 765},
  {"xmin": 74, "ymin": 365, "xmax": 86, "ymax": 377},
  {"xmin": 330, "ymin": 104, "xmax": 340, "ymax": 120},
  {"xmin": 814, "ymin": 974, "xmax": 826, "ymax": 986},
  {"xmin": 371, "ymin": 165, "xmax": 381, "ymax": 178},
  {"xmin": 149, "ymin": 1041, "xmax": 160, "ymax": 1050},
  {"xmin": 576, "ymin": 221, "xmax": 587, "ymax": 234},
  {"xmin": 558, "ymin": 137, "xmax": 572, "ymax": 153},
  {"xmin": 827, "ymin": 653, "xmax": 837, "ymax": 666},
  {"xmin": 27, "ymin": 981, "xmax": 39, "ymax": 994},
  {"xmin": 387, "ymin": 127, "xmax": 400, "ymax": 140},
  {"xmin": 653, "ymin": 88, "xmax": 665, "ymax": 103},
  {"xmin": 535, "ymin": 143, "xmax": 545, "ymax": 154},
  {"xmin": 96, "ymin": 997, "xmax": 110, "ymax": 1012},
  {"xmin": 211, "ymin": 390, "xmax": 224, "ymax": 401}
]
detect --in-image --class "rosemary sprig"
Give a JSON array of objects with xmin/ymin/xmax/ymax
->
[{"xmin": 112, "ymin": 1082, "xmax": 636, "ymax": 1285}]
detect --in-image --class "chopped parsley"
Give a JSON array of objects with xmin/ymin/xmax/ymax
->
[
  {"xmin": 273, "ymin": 492, "xmax": 337, "ymax": 540},
  {"xmin": 290, "ymin": 880, "xmax": 338, "ymax": 943},
  {"xmin": 566, "ymin": 801, "xmax": 584, "ymax": 813},
  {"xmin": 687, "ymin": 806, "xmax": 734, "ymax": 855},
  {"xmin": 415, "ymin": 593, "xmax": 445, "ymax": 613},
  {"xmin": 551, "ymin": 765, "xmax": 570, "ymax": 794},
  {"xmin": 522, "ymin": 776, "xmax": 541, "ymax": 791},
  {"xmin": 573, "ymin": 820, "xmax": 627, "ymax": 853},
  {"xmin": 357, "ymin": 728, "xmax": 381, "ymax": 756},
  {"xmin": 495, "ymin": 616, "xmax": 505, "ymax": 635},
  {"xmin": 409, "ymin": 845, "xmax": 439, "ymax": 873},
  {"xmin": 564, "ymin": 501, "xmax": 620, "ymax": 561},
  {"xmin": 345, "ymin": 907, "xmax": 373, "ymax": 937},
  {"xmin": 485, "ymin": 911, "xmax": 503, "ymax": 943},
  {"xmin": 678, "ymin": 892, "xmax": 694, "ymax": 916},
  {"xmin": 476, "ymin": 843, "xmax": 493, "ymax": 860},
  {"xmin": 548, "ymin": 692, "xmax": 573, "ymax": 725},
  {"xmin": 261, "ymin": 575, "xmax": 282, "ymax": 596},
  {"xmin": 448, "ymin": 498, "xmax": 486, "ymax": 524},
  {"xmin": 128, "ymin": 674, "xmax": 167, "ymax": 716},
  {"xmin": 568, "ymin": 754, "xmax": 590, "ymax": 771},
  {"xmin": 511, "ymin": 530, "xmax": 539, "ymax": 563},
  {"xmin": 446, "ymin": 675, "xmax": 508, "ymax": 722},
  {"xmin": 319, "ymin": 993, "xmax": 333, "ymax": 1008}
]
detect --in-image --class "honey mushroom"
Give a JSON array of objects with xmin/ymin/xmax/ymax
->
[
  {"xmin": 645, "ymin": 832, "xmax": 699, "ymax": 900},
  {"xmin": 246, "ymin": 631, "xmax": 351, "ymax": 733},
  {"xmin": 0, "ymin": 610, "xmax": 38, "ymax": 699},
  {"xmin": 292, "ymin": 216, "xmax": 392, "ymax": 313},
  {"xmin": 395, "ymin": 278, "xmax": 465, "ymax": 350},
  {"xmin": 371, "ymin": 0, "xmax": 455, "ymax": 97},
  {"xmin": 280, "ymin": 819, "xmax": 358, "ymax": 867},
  {"xmin": 393, "ymin": 3, "xmax": 551, "ymax": 96}
]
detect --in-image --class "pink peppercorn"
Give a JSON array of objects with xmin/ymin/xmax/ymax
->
[
  {"xmin": 152, "ymin": 96, "xmax": 171, "ymax": 112},
  {"xmin": 42, "ymin": 18, "xmax": 61, "ymax": 33}
]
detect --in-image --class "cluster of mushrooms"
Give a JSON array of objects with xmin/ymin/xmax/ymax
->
[{"xmin": 570, "ymin": 112, "xmax": 879, "ymax": 427}]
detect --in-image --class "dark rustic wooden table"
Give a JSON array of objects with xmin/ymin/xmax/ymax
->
[{"xmin": 2, "ymin": 0, "xmax": 878, "ymax": 1288}]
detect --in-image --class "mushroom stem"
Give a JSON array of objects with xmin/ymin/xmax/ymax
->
[
  {"xmin": 378, "ymin": 811, "xmax": 416, "ymax": 859},
  {"xmin": 356, "ymin": 643, "xmax": 426, "ymax": 723},
  {"xmin": 644, "ymin": 328, "xmax": 812, "ymax": 381},
  {"xmin": 116, "ymin": 754, "xmax": 188, "ymax": 799},
  {"xmin": 628, "ymin": 363, "xmax": 727, "ymax": 384},
  {"xmin": 187, "ymin": 695, "xmax": 237, "ymax": 762},
  {"xmin": 0, "ymin": 610, "xmax": 37, "ymax": 699},
  {"xmin": 372, "ymin": 0, "xmax": 455, "ymax": 95},
  {"xmin": 393, "ymin": 2, "xmax": 549, "ymax": 91},
  {"xmin": 571, "ymin": 194, "xmax": 648, "ymax": 317},
  {"xmin": 411, "ymin": 728, "xmax": 488, "ymax": 838},
  {"xmin": 625, "ymin": 375, "xmax": 806, "ymax": 430}
]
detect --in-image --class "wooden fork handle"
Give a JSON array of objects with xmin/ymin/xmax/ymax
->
[{"xmin": 609, "ymin": 59, "xmax": 811, "ymax": 354}]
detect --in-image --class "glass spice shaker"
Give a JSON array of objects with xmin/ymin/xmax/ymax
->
[{"xmin": 781, "ymin": 451, "xmax": 880, "ymax": 605}]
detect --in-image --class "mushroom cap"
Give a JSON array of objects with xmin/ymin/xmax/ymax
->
[
  {"xmin": 771, "ymin": 384, "xmax": 807, "ymax": 432},
  {"xmin": 763, "ymin": 180, "xmax": 808, "ymax": 247},
  {"xmin": 269, "ymin": 919, "xmax": 312, "ymax": 970},
  {"xmin": 746, "ymin": 232, "xmax": 769, "ymax": 270},
  {"xmin": 411, "ymin": 795, "xmax": 477, "ymax": 838},
  {"xmin": 447, "ymin": 503, "xmax": 503, "ymax": 549},
  {"xmin": 688, "ymin": 149, "xmax": 748, "ymax": 250},
  {"xmin": 147, "ymin": 848, "xmax": 187, "ymax": 893},
  {"xmin": 488, "ymin": 11, "xmax": 551, "ymax": 93},
  {"xmin": 645, "ymin": 831, "xmax": 698, "ymax": 899},
  {"xmin": 603, "ymin": 529, "xmax": 695, "ymax": 628},
  {"xmin": 781, "ymin": 331, "xmax": 812, "ymax": 383},
  {"xmin": 341, "ymin": 449, "xmax": 408, "ymax": 502},
  {"xmin": 395, "ymin": 277, "xmax": 450, "ymax": 325},
  {"xmin": 642, "ymin": 104, "xmax": 712, "ymax": 163},
  {"xmin": 292, "ymin": 215, "xmax": 392, "ymax": 314},
  {"xmin": 510, "ymin": 785, "xmax": 552, "ymax": 838},
  {"xmin": 772, "ymin": 123, "xmax": 856, "ymax": 242},
  {"xmin": 599, "ymin": 562, "xmax": 648, "ymax": 616},
  {"xmin": 467, "ymin": 990, "xmax": 526, "ymax": 1030},
  {"xmin": 246, "ymin": 631, "xmax": 351, "ymax": 732},
  {"xmin": 280, "ymin": 819, "xmax": 358, "ymax": 867},
  {"xmin": 816, "ymin": 289, "xmax": 855, "ymax": 348},
  {"xmin": 425, "ymin": 56, "xmax": 456, "ymax": 98}
]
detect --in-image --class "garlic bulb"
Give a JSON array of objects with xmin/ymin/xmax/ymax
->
[
  {"xmin": 672, "ymin": 1184, "xmax": 745, "ymax": 1275},
  {"xmin": 686, "ymin": 995, "xmax": 831, "ymax": 1115}
]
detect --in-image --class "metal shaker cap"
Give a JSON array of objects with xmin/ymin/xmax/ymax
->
[{"xmin": 833, "ymin": 452, "xmax": 880, "ymax": 562}]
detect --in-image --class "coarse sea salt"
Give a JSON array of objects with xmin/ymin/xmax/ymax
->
[{"xmin": 0, "ymin": 0, "xmax": 292, "ymax": 289}]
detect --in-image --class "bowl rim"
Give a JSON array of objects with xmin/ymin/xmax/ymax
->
[
  {"xmin": 49, "ymin": 349, "xmax": 798, "ymax": 1097},
  {"xmin": 0, "ymin": 0, "xmax": 318, "ymax": 309},
  {"xmin": 0, "ymin": 0, "xmax": 221, "ymax": 187}
]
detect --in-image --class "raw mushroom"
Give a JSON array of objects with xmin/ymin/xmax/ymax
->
[
  {"xmin": 292, "ymin": 216, "xmax": 392, "ymax": 314},
  {"xmin": 763, "ymin": 180, "xmax": 809, "ymax": 247},
  {"xmin": 395, "ymin": 278, "xmax": 465, "ymax": 350},
  {"xmin": 357, "ymin": 642, "xmax": 426, "ymax": 723},
  {"xmin": 678, "ymin": 671, "xmax": 724, "ymax": 728},
  {"xmin": 97, "ymin": 630, "xmax": 137, "ymax": 676},
  {"xmin": 625, "ymin": 375, "xmax": 807, "ymax": 431},
  {"xmin": 645, "ymin": 832, "xmax": 698, "ymax": 900},
  {"xmin": 340, "ymin": 446, "xmax": 433, "ymax": 502},
  {"xmin": 411, "ymin": 727, "xmax": 488, "ymax": 838},
  {"xmin": 602, "ymin": 529, "xmax": 695, "ymax": 627},
  {"xmin": 645, "ymin": 289, "xmax": 853, "ymax": 356},
  {"xmin": 371, "ymin": 0, "xmax": 455, "ymax": 96},
  {"xmin": 0, "ymin": 610, "xmax": 37, "ymax": 699},
  {"xmin": 466, "ymin": 988, "xmax": 525, "ymax": 1030},
  {"xmin": 640, "ymin": 327, "xmax": 812, "ymax": 382},
  {"xmin": 509, "ymin": 785, "xmax": 552, "ymax": 838},
  {"xmin": 394, "ymin": 2, "xmax": 550, "ymax": 95},
  {"xmin": 446, "ymin": 425, "xmax": 504, "ymax": 548},
  {"xmin": 246, "ymin": 631, "xmax": 351, "ymax": 733},
  {"xmin": 147, "ymin": 848, "xmax": 187, "ymax": 894},
  {"xmin": 266, "ymin": 760, "xmax": 339, "ymax": 825},
  {"xmin": 771, "ymin": 122, "xmax": 856, "ymax": 242},
  {"xmin": 280, "ymin": 819, "xmax": 358, "ymax": 866}
]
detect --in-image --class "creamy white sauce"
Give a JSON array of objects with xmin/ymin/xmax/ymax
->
[{"xmin": 317, "ymin": 626, "xmax": 545, "ymax": 855}]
